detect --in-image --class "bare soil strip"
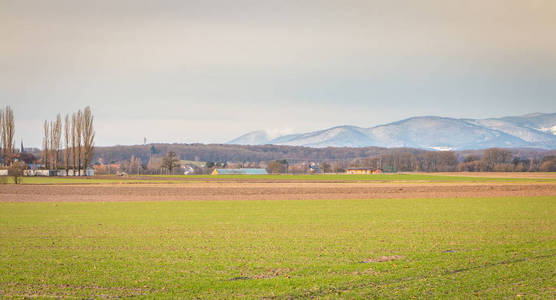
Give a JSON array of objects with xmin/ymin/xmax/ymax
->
[
  {"xmin": 1, "ymin": 182, "xmax": 555, "ymax": 202},
  {"xmin": 422, "ymin": 172, "xmax": 556, "ymax": 179}
]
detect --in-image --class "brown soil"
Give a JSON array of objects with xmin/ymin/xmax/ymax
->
[
  {"xmin": 421, "ymin": 172, "xmax": 556, "ymax": 179},
  {"xmin": 360, "ymin": 255, "xmax": 405, "ymax": 263},
  {"xmin": 1, "ymin": 181, "xmax": 555, "ymax": 202}
]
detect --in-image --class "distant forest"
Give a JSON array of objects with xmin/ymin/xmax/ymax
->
[{"xmin": 91, "ymin": 143, "xmax": 556, "ymax": 173}]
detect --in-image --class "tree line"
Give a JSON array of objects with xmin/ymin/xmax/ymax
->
[
  {"xmin": 0, "ymin": 106, "xmax": 28, "ymax": 183},
  {"xmin": 345, "ymin": 148, "xmax": 555, "ymax": 172},
  {"xmin": 42, "ymin": 106, "xmax": 95, "ymax": 174},
  {"xmin": 93, "ymin": 144, "xmax": 433, "ymax": 165},
  {"xmin": 96, "ymin": 144, "xmax": 556, "ymax": 175},
  {"xmin": 0, "ymin": 106, "xmax": 16, "ymax": 166},
  {"xmin": 94, "ymin": 143, "xmax": 556, "ymax": 170}
]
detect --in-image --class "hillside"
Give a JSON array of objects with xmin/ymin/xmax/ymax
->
[
  {"xmin": 228, "ymin": 113, "xmax": 556, "ymax": 150},
  {"xmin": 93, "ymin": 143, "xmax": 556, "ymax": 165}
]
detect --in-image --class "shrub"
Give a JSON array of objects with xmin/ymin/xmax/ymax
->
[{"xmin": 8, "ymin": 161, "xmax": 26, "ymax": 184}]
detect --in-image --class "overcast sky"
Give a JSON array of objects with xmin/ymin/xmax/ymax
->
[{"xmin": 1, "ymin": 0, "xmax": 555, "ymax": 147}]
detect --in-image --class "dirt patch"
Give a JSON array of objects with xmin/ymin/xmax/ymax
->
[
  {"xmin": 252, "ymin": 268, "xmax": 291, "ymax": 279},
  {"xmin": 1, "ymin": 181, "xmax": 555, "ymax": 202},
  {"xmin": 360, "ymin": 255, "xmax": 405, "ymax": 263},
  {"xmin": 423, "ymin": 172, "xmax": 556, "ymax": 179},
  {"xmin": 228, "ymin": 268, "xmax": 291, "ymax": 281},
  {"xmin": 228, "ymin": 276, "xmax": 250, "ymax": 281}
]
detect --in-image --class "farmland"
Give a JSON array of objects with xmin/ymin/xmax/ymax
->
[
  {"xmin": 4, "ymin": 172, "xmax": 556, "ymax": 185},
  {"xmin": 1, "ymin": 173, "xmax": 555, "ymax": 298}
]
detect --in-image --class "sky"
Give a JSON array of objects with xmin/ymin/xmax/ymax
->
[{"xmin": 1, "ymin": 0, "xmax": 556, "ymax": 147}]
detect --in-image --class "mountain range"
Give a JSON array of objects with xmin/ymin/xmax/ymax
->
[{"xmin": 228, "ymin": 113, "xmax": 556, "ymax": 150}]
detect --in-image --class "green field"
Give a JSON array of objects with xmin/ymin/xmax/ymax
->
[
  {"xmin": 0, "ymin": 177, "xmax": 173, "ymax": 185},
  {"xmin": 2, "ymin": 173, "xmax": 555, "ymax": 185},
  {"xmin": 1, "ymin": 196, "xmax": 555, "ymax": 298},
  {"xmin": 146, "ymin": 173, "xmax": 556, "ymax": 182}
]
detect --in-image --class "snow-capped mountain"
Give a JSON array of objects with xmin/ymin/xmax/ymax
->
[
  {"xmin": 499, "ymin": 113, "xmax": 556, "ymax": 135},
  {"xmin": 228, "ymin": 130, "xmax": 272, "ymax": 145},
  {"xmin": 228, "ymin": 113, "xmax": 556, "ymax": 150},
  {"xmin": 365, "ymin": 116, "xmax": 532, "ymax": 149},
  {"xmin": 269, "ymin": 126, "xmax": 376, "ymax": 148}
]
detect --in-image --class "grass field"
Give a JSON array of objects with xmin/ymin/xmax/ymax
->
[
  {"xmin": 147, "ymin": 173, "xmax": 556, "ymax": 182},
  {"xmin": 0, "ymin": 177, "xmax": 174, "ymax": 185},
  {"xmin": 4, "ymin": 173, "xmax": 555, "ymax": 184},
  {"xmin": 1, "ymin": 196, "xmax": 555, "ymax": 298}
]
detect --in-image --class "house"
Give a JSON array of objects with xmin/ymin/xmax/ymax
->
[
  {"xmin": 34, "ymin": 170, "xmax": 51, "ymax": 176},
  {"xmin": 211, "ymin": 168, "xmax": 268, "ymax": 175},
  {"xmin": 308, "ymin": 162, "xmax": 321, "ymax": 173},
  {"xmin": 184, "ymin": 166, "xmax": 194, "ymax": 175},
  {"xmin": 94, "ymin": 163, "xmax": 120, "ymax": 174},
  {"xmin": 27, "ymin": 163, "xmax": 41, "ymax": 170},
  {"xmin": 85, "ymin": 168, "xmax": 95, "ymax": 176},
  {"xmin": 23, "ymin": 170, "xmax": 37, "ymax": 176},
  {"xmin": 61, "ymin": 169, "xmax": 86, "ymax": 176},
  {"xmin": 345, "ymin": 168, "xmax": 383, "ymax": 175}
]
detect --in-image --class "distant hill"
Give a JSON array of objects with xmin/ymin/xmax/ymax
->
[
  {"xmin": 94, "ymin": 144, "xmax": 394, "ymax": 164},
  {"xmin": 228, "ymin": 130, "xmax": 272, "ymax": 145},
  {"xmin": 228, "ymin": 113, "xmax": 556, "ymax": 150},
  {"xmin": 92, "ymin": 143, "xmax": 556, "ymax": 165}
]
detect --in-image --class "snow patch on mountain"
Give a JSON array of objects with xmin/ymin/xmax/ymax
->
[
  {"xmin": 538, "ymin": 125, "xmax": 556, "ymax": 135},
  {"xmin": 430, "ymin": 147, "xmax": 455, "ymax": 151},
  {"xmin": 471, "ymin": 119, "xmax": 556, "ymax": 143}
]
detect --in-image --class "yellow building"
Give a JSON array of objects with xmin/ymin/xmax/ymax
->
[{"xmin": 345, "ymin": 168, "xmax": 383, "ymax": 175}]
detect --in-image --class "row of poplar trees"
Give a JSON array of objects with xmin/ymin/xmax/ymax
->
[
  {"xmin": 0, "ymin": 106, "xmax": 16, "ymax": 166},
  {"xmin": 42, "ymin": 106, "xmax": 95, "ymax": 174}
]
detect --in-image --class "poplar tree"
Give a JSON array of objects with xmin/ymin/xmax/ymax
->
[
  {"xmin": 64, "ymin": 114, "xmax": 70, "ymax": 172},
  {"xmin": 52, "ymin": 114, "xmax": 62, "ymax": 169},
  {"xmin": 1, "ymin": 106, "xmax": 15, "ymax": 166},
  {"xmin": 71, "ymin": 113, "xmax": 77, "ymax": 174},
  {"xmin": 42, "ymin": 121, "xmax": 50, "ymax": 169},
  {"xmin": 82, "ymin": 106, "xmax": 95, "ymax": 172}
]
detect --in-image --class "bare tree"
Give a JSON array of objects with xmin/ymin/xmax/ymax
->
[
  {"xmin": 75, "ymin": 110, "xmax": 83, "ymax": 175},
  {"xmin": 82, "ymin": 106, "xmax": 95, "ymax": 171},
  {"xmin": 52, "ymin": 114, "xmax": 62, "ymax": 169},
  {"xmin": 48, "ymin": 115, "xmax": 62, "ymax": 169},
  {"xmin": 162, "ymin": 151, "xmax": 179, "ymax": 174},
  {"xmin": 124, "ymin": 154, "xmax": 143, "ymax": 174},
  {"xmin": 131, "ymin": 155, "xmax": 143, "ymax": 174},
  {"xmin": 64, "ymin": 114, "xmax": 70, "ymax": 172},
  {"xmin": 71, "ymin": 113, "xmax": 77, "ymax": 174},
  {"xmin": 49, "ymin": 121, "xmax": 55, "ymax": 168},
  {"xmin": 266, "ymin": 160, "xmax": 283, "ymax": 174},
  {"xmin": 147, "ymin": 156, "xmax": 163, "ymax": 174},
  {"xmin": 9, "ymin": 161, "xmax": 26, "ymax": 184},
  {"xmin": 2, "ymin": 106, "xmax": 15, "ymax": 166},
  {"xmin": 42, "ymin": 121, "xmax": 50, "ymax": 169},
  {"xmin": 481, "ymin": 148, "xmax": 512, "ymax": 171}
]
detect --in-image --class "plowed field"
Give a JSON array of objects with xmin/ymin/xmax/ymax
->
[{"xmin": 1, "ymin": 181, "xmax": 555, "ymax": 202}]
